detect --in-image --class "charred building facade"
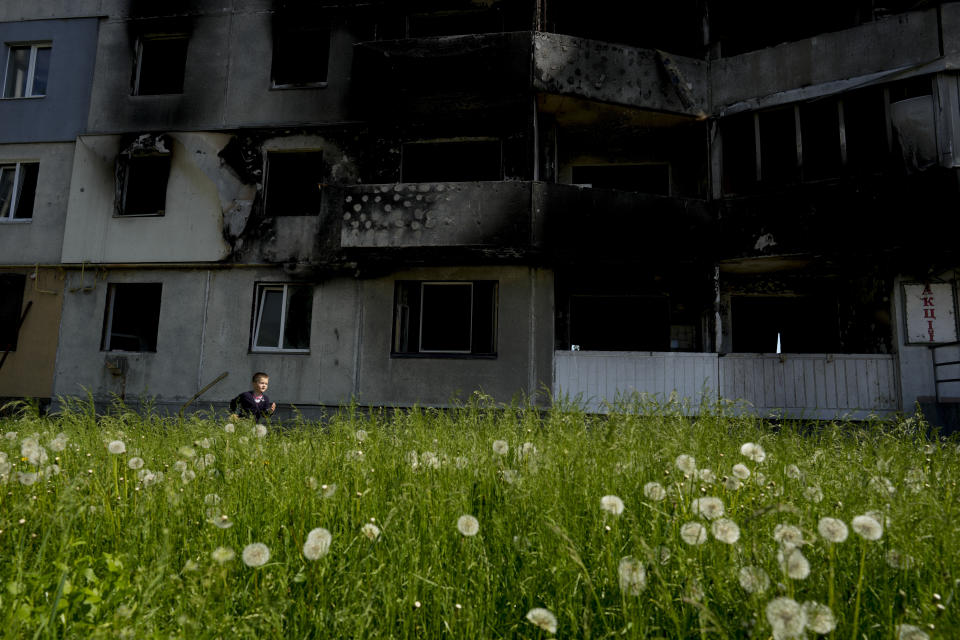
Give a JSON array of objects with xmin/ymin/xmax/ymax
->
[{"xmin": 2, "ymin": 1, "xmax": 960, "ymax": 420}]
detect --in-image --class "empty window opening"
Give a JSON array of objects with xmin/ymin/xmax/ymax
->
[
  {"xmin": 133, "ymin": 35, "xmax": 188, "ymax": 95},
  {"xmin": 731, "ymin": 296, "xmax": 839, "ymax": 354},
  {"xmin": 3, "ymin": 43, "xmax": 51, "ymax": 98},
  {"xmin": 101, "ymin": 283, "xmax": 162, "ymax": 352},
  {"xmin": 799, "ymin": 100, "xmax": 842, "ymax": 181},
  {"xmin": 264, "ymin": 151, "xmax": 325, "ymax": 216},
  {"xmin": 888, "ymin": 76, "xmax": 932, "ymax": 104},
  {"xmin": 842, "ymin": 87, "xmax": 889, "ymax": 173},
  {"xmin": 0, "ymin": 274, "xmax": 26, "ymax": 352},
  {"xmin": 271, "ymin": 18, "xmax": 330, "ymax": 88},
  {"xmin": 0, "ymin": 162, "xmax": 39, "ymax": 220},
  {"xmin": 401, "ymin": 140, "xmax": 502, "ymax": 183},
  {"xmin": 720, "ymin": 112, "xmax": 758, "ymax": 194},
  {"xmin": 252, "ymin": 283, "xmax": 312, "ymax": 352},
  {"xmin": 119, "ymin": 153, "xmax": 171, "ymax": 216},
  {"xmin": 758, "ymin": 108, "xmax": 799, "ymax": 185},
  {"xmin": 393, "ymin": 281, "xmax": 497, "ymax": 356},
  {"xmin": 569, "ymin": 295, "xmax": 670, "ymax": 351},
  {"xmin": 570, "ymin": 164, "xmax": 671, "ymax": 195}
]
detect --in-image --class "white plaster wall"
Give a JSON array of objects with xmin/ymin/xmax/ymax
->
[{"xmin": 62, "ymin": 133, "xmax": 232, "ymax": 263}]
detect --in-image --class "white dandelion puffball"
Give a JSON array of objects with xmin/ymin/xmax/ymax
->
[
  {"xmin": 618, "ymin": 556, "xmax": 647, "ymax": 595},
  {"xmin": 48, "ymin": 436, "xmax": 67, "ymax": 452},
  {"xmin": 199, "ymin": 438, "xmax": 211, "ymax": 449},
  {"xmin": 211, "ymin": 546, "xmax": 235, "ymax": 564},
  {"xmin": 766, "ymin": 597, "xmax": 807, "ymax": 639},
  {"xmin": 127, "ymin": 457, "xmax": 144, "ymax": 470},
  {"xmin": 212, "ymin": 515, "xmax": 233, "ymax": 529},
  {"xmin": 516, "ymin": 441, "xmax": 537, "ymax": 462},
  {"xmin": 303, "ymin": 527, "xmax": 332, "ymax": 560},
  {"xmin": 173, "ymin": 460, "xmax": 187, "ymax": 473},
  {"xmin": 107, "ymin": 440, "xmax": 126, "ymax": 455},
  {"xmin": 361, "ymin": 523, "xmax": 381, "ymax": 540},
  {"xmin": 886, "ymin": 549, "xmax": 915, "ymax": 570},
  {"xmin": 643, "ymin": 481, "xmax": 667, "ymax": 501},
  {"xmin": 869, "ymin": 475, "xmax": 896, "ymax": 495},
  {"xmin": 4, "ymin": 431, "xmax": 17, "ymax": 440},
  {"xmin": 731, "ymin": 463, "xmax": 751, "ymax": 480},
  {"xmin": 421, "ymin": 451, "xmax": 441, "ymax": 470},
  {"xmin": 355, "ymin": 429, "xmax": 367, "ymax": 442},
  {"xmin": 675, "ymin": 454, "xmax": 697, "ymax": 474},
  {"xmin": 897, "ymin": 624, "xmax": 930, "ymax": 640},
  {"xmin": 457, "ymin": 515, "xmax": 480, "ymax": 537},
  {"xmin": 738, "ymin": 566, "xmax": 770, "ymax": 594},
  {"xmin": 803, "ymin": 601, "xmax": 836, "ymax": 634},
  {"xmin": 255, "ymin": 424, "xmax": 268, "ymax": 438},
  {"xmin": 698, "ymin": 468, "xmax": 716, "ymax": 484},
  {"xmin": 17, "ymin": 471, "xmax": 39, "ymax": 486},
  {"xmin": 600, "ymin": 494, "xmax": 625, "ymax": 516},
  {"xmin": 724, "ymin": 477, "xmax": 743, "ymax": 491},
  {"xmin": 181, "ymin": 469, "xmax": 196, "ymax": 484},
  {"xmin": 817, "ymin": 517, "xmax": 848, "ymax": 543},
  {"xmin": 740, "ymin": 442, "xmax": 767, "ymax": 462},
  {"xmin": 178, "ymin": 445, "xmax": 196, "ymax": 458},
  {"xmin": 773, "ymin": 524, "xmax": 805, "ymax": 549},
  {"xmin": 224, "ymin": 422, "xmax": 235, "ymax": 433},
  {"xmin": 241, "ymin": 543, "xmax": 270, "ymax": 567},
  {"xmin": 680, "ymin": 521, "xmax": 708, "ymax": 545},
  {"xmin": 851, "ymin": 514, "xmax": 883, "ymax": 540},
  {"xmin": 784, "ymin": 464, "xmax": 801, "ymax": 479},
  {"xmin": 204, "ymin": 493, "xmax": 222, "ymax": 506},
  {"xmin": 783, "ymin": 549, "xmax": 810, "ymax": 580},
  {"xmin": 804, "ymin": 485, "xmax": 824, "ymax": 502},
  {"xmin": 492, "ymin": 439, "xmax": 509, "ymax": 456},
  {"xmin": 322, "ymin": 483, "xmax": 337, "ymax": 498},
  {"xmin": 21, "ymin": 439, "xmax": 48, "ymax": 466},
  {"xmin": 525, "ymin": 607, "xmax": 558, "ymax": 634},
  {"xmin": 711, "ymin": 518, "xmax": 741, "ymax": 544},
  {"xmin": 691, "ymin": 496, "xmax": 725, "ymax": 520}
]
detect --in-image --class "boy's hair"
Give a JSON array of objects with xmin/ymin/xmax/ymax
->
[{"xmin": 252, "ymin": 372, "xmax": 269, "ymax": 383}]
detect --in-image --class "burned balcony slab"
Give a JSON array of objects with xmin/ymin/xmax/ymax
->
[{"xmin": 340, "ymin": 182, "xmax": 537, "ymax": 250}]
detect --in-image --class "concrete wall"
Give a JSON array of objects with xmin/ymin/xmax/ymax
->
[
  {"xmin": 712, "ymin": 9, "xmax": 941, "ymax": 109},
  {"xmin": 0, "ymin": 18, "xmax": 99, "ymax": 143},
  {"xmin": 86, "ymin": 5, "xmax": 358, "ymax": 133},
  {"xmin": 0, "ymin": 142, "xmax": 75, "ymax": 264},
  {"xmin": 61, "ymin": 133, "xmax": 232, "ymax": 263},
  {"xmin": 0, "ymin": 267, "xmax": 63, "ymax": 398},
  {"xmin": 893, "ymin": 274, "xmax": 940, "ymax": 411},
  {"xmin": 355, "ymin": 265, "xmax": 554, "ymax": 406}
]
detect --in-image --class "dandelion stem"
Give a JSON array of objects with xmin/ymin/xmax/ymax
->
[{"xmin": 849, "ymin": 541, "xmax": 867, "ymax": 640}]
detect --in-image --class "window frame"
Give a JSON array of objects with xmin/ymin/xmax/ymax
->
[
  {"xmin": 250, "ymin": 283, "xmax": 313, "ymax": 354},
  {"xmin": 0, "ymin": 161, "xmax": 39, "ymax": 222},
  {"xmin": 270, "ymin": 19, "xmax": 331, "ymax": 90},
  {"xmin": 263, "ymin": 149, "xmax": 326, "ymax": 217},
  {"xmin": 116, "ymin": 151, "xmax": 171, "ymax": 217},
  {"xmin": 132, "ymin": 34, "xmax": 189, "ymax": 96},
  {"xmin": 101, "ymin": 282, "xmax": 163, "ymax": 353},
  {"xmin": 2, "ymin": 42, "xmax": 51, "ymax": 99},
  {"xmin": 392, "ymin": 279, "xmax": 498, "ymax": 358}
]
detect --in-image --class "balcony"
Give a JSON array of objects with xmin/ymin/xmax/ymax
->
[{"xmin": 352, "ymin": 32, "xmax": 708, "ymax": 119}]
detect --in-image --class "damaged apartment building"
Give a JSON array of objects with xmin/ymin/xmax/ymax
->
[{"xmin": 3, "ymin": 0, "xmax": 960, "ymax": 421}]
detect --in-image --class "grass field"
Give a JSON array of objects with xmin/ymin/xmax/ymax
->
[{"xmin": 0, "ymin": 394, "xmax": 957, "ymax": 639}]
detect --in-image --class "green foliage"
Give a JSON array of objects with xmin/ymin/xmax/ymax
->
[{"xmin": 0, "ymin": 399, "xmax": 957, "ymax": 638}]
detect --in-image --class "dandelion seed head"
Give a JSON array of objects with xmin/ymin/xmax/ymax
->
[
  {"xmin": 698, "ymin": 468, "xmax": 716, "ymax": 483},
  {"xmin": 804, "ymin": 484, "xmax": 824, "ymax": 502},
  {"xmin": 869, "ymin": 475, "xmax": 896, "ymax": 495},
  {"xmin": 198, "ymin": 438, "xmax": 211, "ymax": 449},
  {"xmin": 783, "ymin": 549, "xmax": 810, "ymax": 580},
  {"xmin": 48, "ymin": 436, "xmax": 67, "ymax": 452},
  {"xmin": 457, "ymin": 514, "xmax": 480, "ymax": 537},
  {"xmin": 740, "ymin": 442, "xmax": 767, "ymax": 462},
  {"xmin": 173, "ymin": 461, "xmax": 187, "ymax": 473},
  {"xmin": 303, "ymin": 527, "xmax": 332, "ymax": 560},
  {"xmin": 885, "ymin": 549, "xmax": 915, "ymax": 570},
  {"xmin": 241, "ymin": 543, "xmax": 270, "ymax": 567},
  {"xmin": 211, "ymin": 546, "xmax": 235, "ymax": 564},
  {"xmin": 618, "ymin": 556, "xmax": 646, "ymax": 595},
  {"xmin": 322, "ymin": 483, "xmax": 337, "ymax": 498},
  {"xmin": 600, "ymin": 494, "xmax": 625, "ymax": 516},
  {"xmin": 817, "ymin": 517, "xmax": 848, "ymax": 543},
  {"xmin": 803, "ymin": 601, "xmax": 836, "ymax": 634},
  {"xmin": 773, "ymin": 524, "xmax": 805, "ymax": 549},
  {"xmin": 851, "ymin": 514, "xmax": 883, "ymax": 540},
  {"xmin": 127, "ymin": 457, "xmax": 144, "ymax": 470},
  {"xmin": 766, "ymin": 597, "xmax": 807, "ymax": 639},
  {"xmin": 306, "ymin": 476, "xmax": 318, "ymax": 491},
  {"xmin": 525, "ymin": 608, "xmax": 558, "ymax": 634},
  {"xmin": 732, "ymin": 463, "xmax": 751, "ymax": 480},
  {"xmin": 500, "ymin": 469, "xmax": 518, "ymax": 484},
  {"xmin": 897, "ymin": 624, "xmax": 930, "ymax": 640},
  {"xmin": 421, "ymin": 451, "xmax": 440, "ymax": 469},
  {"xmin": 691, "ymin": 496, "xmax": 725, "ymax": 520},
  {"xmin": 680, "ymin": 521, "xmax": 708, "ymax": 545},
  {"xmin": 738, "ymin": 566, "xmax": 770, "ymax": 594},
  {"xmin": 212, "ymin": 514, "xmax": 233, "ymax": 529},
  {"xmin": 711, "ymin": 518, "xmax": 740, "ymax": 544},
  {"xmin": 784, "ymin": 464, "xmax": 801, "ymax": 479},
  {"xmin": 355, "ymin": 429, "xmax": 367, "ymax": 442},
  {"xmin": 643, "ymin": 481, "xmax": 667, "ymax": 501},
  {"xmin": 177, "ymin": 446, "xmax": 195, "ymax": 458},
  {"xmin": 724, "ymin": 477, "xmax": 743, "ymax": 491},
  {"xmin": 4, "ymin": 432, "xmax": 17, "ymax": 440},
  {"xmin": 204, "ymin": 453, "xmax": 215, "ymax": 466},
  {"xmin": 492, "ymin": 440, "xmax": 509, "ymax": 456},
  {"xmin": 361, "ymin": 523, "xmax": 381, "ymax": 540},
  {"xmin": 181, "ymin": 469, "xmax": 196, "ymax": 484},
  {"xmin": 224, "ymin": 423, "xmax": 235, "ymax": 433},
  {"xmin": 675, "ymin": 454, "xmax": 697, "ymax": 474},
  {"xmin": 254, "ymin": 424, "xmax": 268, "ymax": 438},
  {"xmin": 16, "ymin": 471, "xmax": 38, "ymax": 486}
]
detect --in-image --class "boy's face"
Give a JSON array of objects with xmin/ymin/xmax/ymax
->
[{"xmin": 253, "ymin": 377, "xmax": 269, "ymax": 394}]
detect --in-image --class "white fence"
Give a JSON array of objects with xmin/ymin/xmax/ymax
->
[{"xmin": 554, "ymin": 351, "xmax": 900, "ymax": 418}]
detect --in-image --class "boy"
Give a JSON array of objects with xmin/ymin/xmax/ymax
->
[{"xmin": 230, "ymin": 372, "xmax": 277, "ymax": 420}]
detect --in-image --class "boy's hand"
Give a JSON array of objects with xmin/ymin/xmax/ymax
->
[{"xmin": 269, "ymin": 403, "xmax": 277, "ymax": 414}]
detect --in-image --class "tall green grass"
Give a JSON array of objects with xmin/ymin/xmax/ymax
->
[{"xmin": 0, "ymin": 395, "xmax": 957, "ymax": 639}]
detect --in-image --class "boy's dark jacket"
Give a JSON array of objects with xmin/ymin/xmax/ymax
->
[{"xmin": 230, "ymin": 391, "xmax": 272, "ymax": 420}]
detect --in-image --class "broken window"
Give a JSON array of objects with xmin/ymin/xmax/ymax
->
[
  {"xmin": 401, "ymin": 140, "xmax": 502, "ymax": 183},
  {"xmin": 758, "ymin": 107, "xmax": 799, "ymax": 185},
  {"xmin": 842, "ymin": 87, "xmax": 889, "ymax": 173},
  {"xmin": 799, "ymin": 100, "xmax": 842, "ymax": 181},
  {"xmin": 132, "ymin": 35, "xmax": 188, "ymax": 95},
  {"xmin": 101, "ymin": 283, "xmax": 162, "ymax": 352},
  {"xmin": 721, "ymin": 112, "xmax": 758, "ymax": 194},
  {"xmin": 3, "ymin": 42, "xmax": 51, "ymax": 98},
  {"xmin": 264, "ymin": 151, "xmax": 325, "ymax": 216},
  {"xmin": 118, "ymin": 151, "xmax": 171, "ymax": 216},
  {"xmin": 568, "ymin": 295, "xmax": 670, "ymax": 351},
  {"xmin": 570, "ymin": 164, "xmax": 671, "ymax": 195},
  {"xmin": 251, "ymin": 283, "xmax": 313, "ymax": 352},
  {"xmin": 393, "ymin": 281, "xmax": 497, "ymax": 356},
  {"xmin": 271, "ymin": 16, "xmax": 330, "ymax": 88},
  {"xmin": 0, "ymin": 274, "xmax": 26, "ymax": 352},
  {"xmin": 0, "ymin": 162, "xmax": 39, "ymax": 220},
  {"xmin": 731, "ymin": 295, "xmax": 839, "ymax": 353}
]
